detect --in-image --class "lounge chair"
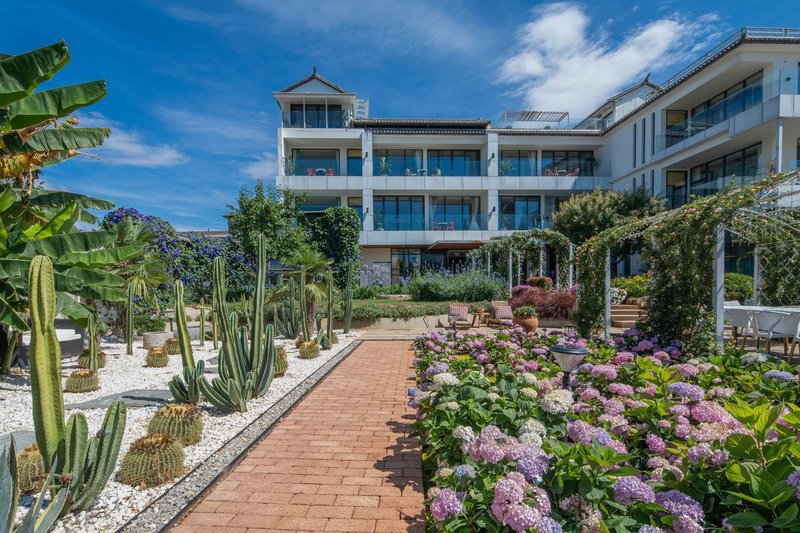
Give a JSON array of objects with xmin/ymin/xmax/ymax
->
[
  {"xmin": 488, "ymin": 301, "xmax": 514, "ymax": 328},
  {"xmin": 447, "ymin": 304, "xmax": 471, "ymax": 330}
]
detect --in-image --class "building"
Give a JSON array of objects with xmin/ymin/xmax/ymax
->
[{"xmin": 274, "ymin": 28, "xmax": 800, "ymax": 284}]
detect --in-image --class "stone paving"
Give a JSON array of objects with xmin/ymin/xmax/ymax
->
[{"xmin": 173, "ymin": 341, "xmax": 424, "ymax": 532}]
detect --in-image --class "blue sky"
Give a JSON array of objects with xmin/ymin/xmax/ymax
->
[{"xmin": 5, "ymin": 1, "xmax": 797, "ymax": 230}]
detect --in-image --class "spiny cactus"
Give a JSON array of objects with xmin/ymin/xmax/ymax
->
[
  {"xmin": 147, "ymin": 403, "xmax": 203, "ymax": 446},
  {"xmin": 169, "ymin": 360, "xmax": 205, "ymax": 405},
  {"xmin": 198, "ymin": 299, "xmax": 206, "ymax": 348},
  {"xmin": 163, "ymin": 337, "xmax": 180, "ymax": 355},
  {"xmin": 64, "ymin": 369, "xmax": 99, "ymax": 393},
  {"xmin": 126, "ymin": 284, "xmax": 134, "ymax": 355},
  {"xmin": 343, "ymin": 259, "xmax": 354, "ymax": 334},
  {"xmin": 27, "ymin": 255, "xmax": 127, "ymax": 513},
  {"xmin": 77, "ymin": 349, "xmax": 106, "ymax": 370},
  {"xmin": 317, "ymin": 328, "xmax": 331, "ymax": 350},
  {"xmin": 275, "ymin": 346, "xmax": 288, "ymax": 377},
  {"xmin": 298, "ymin": 341, "xmax": 320, "ymax": 360},
  {"xmin": 173, "ymin": 280, "xmax": 195, "ymax": 369},
  {"xmin": 146, "ymin": 349, "xmax": 169, "ymax": 368},
  {"xmin": 198, "ymin": 234, "xmax": 277, "ymax": 413},
  {"xmin": 299, "ymin": 266, "xmax": 311, "ymax": 342},
  {"xmin": 211, "ymin": 291, "xmax": 219, "ymax": 350},
  {"xmin": 321, "ymin": 268, "xmax": 335, "ymax": 350},
  {"xmin": 119, "ymin": 434, "xmax": 185, "ymax": 487},
  {"xmin": 16, "ymin": 444, "xmax": 45, "ymax": 495},
  {"xmin": 274, "ymin": 277, "xmax": 301, "ymax": 339},
  {"xmin": 294, "ymin": 335, "xmax": 304, "ymax": 349}
]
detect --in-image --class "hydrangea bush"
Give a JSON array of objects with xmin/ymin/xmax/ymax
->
[{"xmin": 410, "ymin": 327, "xmax": 800, "ymax": 531}]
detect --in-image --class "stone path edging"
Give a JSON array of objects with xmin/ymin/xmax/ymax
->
[{"xmin": 118, "ymin": 340, "xmax": 362, "ymax": 533}]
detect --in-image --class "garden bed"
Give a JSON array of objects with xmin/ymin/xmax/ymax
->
[
  {"xmin": 0, "ymin": 331, "xmax": 360, "ymax": 533},
  {"xmin": 409, "ymin": 327, "xmax": 800, "ymax": 531}
]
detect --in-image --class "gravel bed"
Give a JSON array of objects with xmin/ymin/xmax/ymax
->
[{"xmin": 0, "ymin": 331, "xmax": 361, "ymax": 532}]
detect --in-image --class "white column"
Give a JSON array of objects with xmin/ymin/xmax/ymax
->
[
  {"xmin": 508, "ymin": 248, "xmax": 513, "ymax": 295},
  {"xmin": 516, "ymin": 252, "xmax": 522, "ymax": 285},
  {"xmin": 568, "ymin": 243, "xmax": 574, "ymax": 286},
  {"xmin": 487, "ymin": 132, "xmax": 499, "ymax": 176},
  {"xmin": 753, "ymin": 246, "xmax": 761, "ymax": 305},
  {"xmin": 487, "ymin": 189, "xmax": 499, "ymax": 231},
  {"xmin": 539, "ymin": 247, "xmax": 545, "ymax": 277},
  {"xmin": 776, "ymin": 118, "xmax": 784, "ymax": 172},
  {"xmin": 712, "ymin": 225, "xmax": 725, "ymax": 344},
  {"xmin": 604, "ymin": 250, "xmax": 612, "ymax": 339},
  {"xmin": 363, "ymin": 190, "xmax": 374, "ymax": 231},
  {"xmin": 536, "ymin": 149, "xmax": 543, "ymax": 175},
  {"xmin": 488, "ymin": 250, "xmax": 492, "ymax": 275}
]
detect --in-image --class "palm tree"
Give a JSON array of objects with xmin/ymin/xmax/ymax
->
[{"xmin": 283, "ymin": 248, "xmax": 332, "ymax": 334}]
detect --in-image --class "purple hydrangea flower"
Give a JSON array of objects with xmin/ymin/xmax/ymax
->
[
  {"xmin": 655, "ymin": 490, "xmax": 704, "ymax": 521},
  {"xmin": 613, "ymin": 476, "xmax": 656, "ymax": 505},
  {"xmin": 764, "ymin": 369, "xmax": 794, "ymax": 382},
  {"xmin": 430, "ymin": 488, "xmax": 462, "ymax": 521},
  {"xmin": 646, "ymin": 434, "xmax": 666, "ymax": 453},
  {"xmin": 668, "ymin": 382, "xmax": 705, "ymax": 402}
]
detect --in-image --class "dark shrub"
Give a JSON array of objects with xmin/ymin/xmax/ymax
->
[
  {"xmin": 724, "ymin": 272, "xmax": 753, "ymax": 303},
  {"xmin": 526, "ymin": 276, "xmax": 553, "ymax": 291}
]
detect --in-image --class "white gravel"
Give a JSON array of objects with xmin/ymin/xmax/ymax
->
[{"xmin": 1, "ymin": 330, "xmax": 361, "ymax": 532}]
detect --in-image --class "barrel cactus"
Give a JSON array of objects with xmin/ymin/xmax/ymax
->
[
  {"xmin": 64, "ymin": 369, "xmax": 99, "ymax": 393},
  {"xmin": 294, "ymin": 335, "xmax": 305, "ymax": 349},
  {"xmin": 163, "ymin": 337, "xmax": 180, "ymax": 355},
  {"xmin": 298, "ymin": 341, "xmax": 320, "ymax": 360},
  {"xmin": 275, "ymin": 346, "xmax": 288, "ymax": 377},
  {"xmin": 16, "ymin": 444, "xmax": 46, "ymax": 494},
  {"xmin": 146, "ymin": 348, "xmax": 169, "ymax": 368},
  {"xmin": 77, "ymin": 349, "xmax": 106, "ymax": 369},
  {"xmin": 119, "ymin": 434, "xmax": 185, "ymax": 487},
  {"xmin": 147, "ymin": 403, "xmax": 203, "ymax": 446}
]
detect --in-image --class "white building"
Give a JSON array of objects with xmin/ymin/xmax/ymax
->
[{"xmin": 274, "ymin": 28, "xmax": 800, "ymax": 283}]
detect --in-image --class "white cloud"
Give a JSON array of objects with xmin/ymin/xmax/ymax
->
[
  {"xmin": 499, "ymin": 3, "xmax": 722, "ymax": 117},
  {"xmin": 78, "ymin": 112, "xmax": 189, "ymax": 167},
  {"xmin": 242, "ymin": 152, "xmax": 277, "ymax": 180}
]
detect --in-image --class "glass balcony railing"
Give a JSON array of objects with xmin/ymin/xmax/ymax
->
[
  {"xmin": 688, "ymin": 170, "xmax": 765, "ymax": 198},
  {"xmin": 373, "ymin": 214, "xmax": 489, "ymax": 231},
  {"xmin": 282, "ymin": 110, "xmax": 348, "ymax": 129},
  {"xmin": 498, "ymin": 214, "xmax": 553, "ymax": 231}
]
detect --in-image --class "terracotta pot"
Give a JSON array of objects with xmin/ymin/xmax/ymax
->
[{"xmin": 513, "ymin": 316, "xmax": 539, "ymax": 333}]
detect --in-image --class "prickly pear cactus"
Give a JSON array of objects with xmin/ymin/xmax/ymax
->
[
  {"xmin": 119, "ymin": 434, "xmax": 185, "ymax": 487},
  {"xmin": 64, "ymin": 369, "xmax": 99, "ymax": 393},
  {"xmin": 147, "ymin": 403, "xmax": 203, "ymax": 446},
  {"xmin": 16, "ymin": 443, "xmax": 46, "ymax": 494}
]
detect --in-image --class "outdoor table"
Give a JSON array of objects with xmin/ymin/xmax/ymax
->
[{"xmin": 471, "ymin": 310, "xmax": 488, "ymax": 327}]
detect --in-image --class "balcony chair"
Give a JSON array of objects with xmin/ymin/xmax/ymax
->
[
  {"xmin": 326, "ymin": 168, "xmax": 335, "ymax": 176},
  {"xmin": 568, "ymin": 167, "xmax": 581, "ymax": 176},
  {"xmin": 446, "ymin": 222, "xmax": 455, "ymax": 231},
  {"xmin": 405, "ymin": 168, "xmax": 413, "ymax": 176},
  {"xmin": 543, "ymin": 168, "xmax": 555, "ymax": 176},
  {"xmin": 306, "ymin": 168, "xmax": 315, "ymax": 176}
]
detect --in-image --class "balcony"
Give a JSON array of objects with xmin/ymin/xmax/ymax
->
[
  {"xmin": 498, "ymin": 213, "xmax": 553, "ymax": 231},
  {"xmin": 282, "ymin": 109, "xmax": 348, "ymax": 129},
  {"xmin": 374, "ymin": 214, "xmax": 489, "ymax": 232}
]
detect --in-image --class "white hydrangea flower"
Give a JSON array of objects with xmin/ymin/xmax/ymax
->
[
  {"xmin": 487, "ymin": 392, "xmax": 500, "ymax": 402},
  {"xmin": 453, "ymin": 425, "xmax": 476, "ymax": 442},
  {"xmin": 519, "ymin": 432, "xmax": 543, "ymax": 448},
  {"xmin": 445, "ymin": 401, "xmax": 459, "ymax": 411},
  {"xmin": 431, "ymin": 373, "xmax": 460, "ymax": 387},
  {"xmin": 520, "ymin": 372, "xmax": 538, "ymax": 384},
  {"xmin": 541, "ymin": 389, "xmax": 574, "ymax": 415},
  {"xmin": 519, "ymin": 419, "xmax": 547, "ymax": 436},
  {"xmin": 520, "ymin": 387, "xmax": 538, "ymax": 399},
  {"xmin": 741, "ymin": 352, "xmax": 769, "ymax": 365}
]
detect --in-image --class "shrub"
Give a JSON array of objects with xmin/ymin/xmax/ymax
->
[
  {"xmin": 526, "ymin": 276, "xmax": 553, "ymax": 291},
  {"xmin": 510, "ymin": 285, "xmax": 576, "ymax": 320},
  {"xmin": 407, "ymin": 271, "xmax": 507, "ymax": 302},
  {"xmin": 353, "ymin": 285, "xmax": 379, "ymax": 299},
  {"xmin": 513, "ymin": 306, "xmax": 537, "ymax": 318},
  {"xmin": 611, "ymin": 274, "xmax": 650, "ymax": 299},
  {"xmin": 133, "ymin": 313, "xmax": 166, "ymax": 335},
  {"xmin": 724, "ymin": 272, "xmax": 753, "ymax": 302}
]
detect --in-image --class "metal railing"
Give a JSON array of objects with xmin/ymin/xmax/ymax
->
[{"xmin": 372, "ymin": 214, "xmax": 490, "ymax": 232}]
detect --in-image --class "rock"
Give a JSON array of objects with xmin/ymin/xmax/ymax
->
[
  {"xmin": 0, "ymin": 430, "xmax": 35, "ymax": 453},
  {"xmin": 65, "ymin": 389, "xmax": 172, "ymax": 410},
  {"xmin": 142, "ymin": 332, "xmax": 174, "ymax": 349}
]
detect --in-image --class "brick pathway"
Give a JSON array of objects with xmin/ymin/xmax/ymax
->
[{"xmin": 174, "ymin": 341, "xmax": 424, "ymax": 532}]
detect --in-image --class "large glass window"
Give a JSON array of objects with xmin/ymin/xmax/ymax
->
[
  {"xmin": 346, "ymin": 197, "xmax": 363, "ymax": 226},
  {"xmin": 293, "ymin": 149, "xmax": 340, "ymax": 176},
  {"xmin": 346, "ymin": 149, "xmax": 362, "ymax": 176},
  {"xmin": 541, "ymin": 151, "xmax": 594, "ymax": 176},
  {"xmin": 300, "ymin": 198, "xmax": 340, "ymax": 223},
  {"xmin": 373, "ymin": 149, "xmax": 422, "ymax": 176},
  {"xmin": 499, "ymin": 150, "xmax": 536, "ymax": 176},
  {"xmin": 499, "ymin": 196, "xmax": 541, "ymax": 230},
  {"xmin": 689, "ymin": 143, "xmax": 762, "ymax": 197},
  {"xmin": 289, "ymin": 103, "xmax": 342, "ymax": 128},
  {"xmin": 390, "ymin": 249, "xmax": 421, "ymax": 284},
  {"xmin": 428, "ymin": 150, "xmax": 480, "ymax": 176},
  {"xmin": 666, "ymin": 171, "xmax": 688, "ymax": 209},
  {"xmin": 373, "ymin": 196, "xmax": 424, "ymax": 231},
  {"xmin": 429, "ymin": 196, "xmax": 482, "ymax": 230}
]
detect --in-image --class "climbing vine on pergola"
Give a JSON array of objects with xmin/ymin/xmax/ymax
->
[
  {"xmin": 466, "ymin": 228, "xmax": 574, "ymax": 289},
  {"xmin": 575, "ymin": 171, "xmax": 800, "ymax": 343}
]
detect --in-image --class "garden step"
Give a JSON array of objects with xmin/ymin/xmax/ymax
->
[{"xmin": 612, "ymin": 319, "xmax": 638, "ymax": 328}]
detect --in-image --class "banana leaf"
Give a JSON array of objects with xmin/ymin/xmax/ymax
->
[
  {"xmin": 1, "ymin": 126, "xmax": 110, "ymax": 154},
  {"xmin": 0, "ymin": 295, "xmax": 27, "ymax": 330},
  {"xmin": 21, "ymin": 230, "xmax": 116, "ymax": 257},
  {"xmin": 56, "ymin": 294, "xmax": 91, "ymax": 327},
  {"xmin": 0, "ymin": 41, "xmax": 70, "ymax": 107},
  {"xmin": 4, "ymin": 80, "xmax": 106, "ymax": 130},
  {"xmin": 28, "ymin": 189, "xmax": 114, "ymax": 211},
  {"xmin": 56, "ymin": 244, "xmax": 142, "ymax": 267}
]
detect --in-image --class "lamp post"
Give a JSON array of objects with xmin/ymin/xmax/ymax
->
[{"xmin": 550, "ymin": 344, "xmax": 588, "ymax": 390}]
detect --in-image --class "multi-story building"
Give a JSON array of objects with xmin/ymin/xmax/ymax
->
[{"xmin": 274, "ymin": 28, "xmax": 800, "ymax": 283}]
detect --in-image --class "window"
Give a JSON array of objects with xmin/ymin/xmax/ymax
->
[
  {"xmin": 499, "ymin": 150, "xmax": 536, "ymax": 176},
  {"xmin": 346, "ymin": 149, "xmax": 362, "ymax": 176},
  {"xmin": 666, "ymin": 171, "xmax": 688, "ymax": 208},
  {"xmin": 390, "ymin": 249, "xmax": 420, "ymax": 284},
  {"xmin": 300, "ymin": 198, "xmax": 340, "ymax": 222},
  {"xmin": 293, "ymin": 149, "xmax": 340, "ymax": 176},
  {"xmin": 373, "ymin": 149, "xmax": 422, "ymax": 176},
  {"xmin": 689, "ymin": 143, "xmax": 762, "ymax": 197},
  {"xmin": 641, "ymin": 118, "xmax": 646, "ymax": 163},
  {"xmin": 429, "ymin": 196, "xmax": 482, "ymax": 230},
  {"xmin": 427, "ymin": 150, "xmax": 480, "ymax": 176},
  {"xmin": 288, "ymin": 103, "xmax": 342, "ymax": 128},
  {"xmin": 346, "ymin": 197, "xmax": 363, "ymax": 226},
  {"xmin": 499, "ymin": 196, "xmax": 541, "ymax": 230},
  {"xmin": 632, "ymin": 123, "xmax": 637, "ymax": 167},
  {"xmin": 650, "ymin": 112, "xmax": 656, "ymax": 155},
  {"xmin": 373, "ymin": 196, "xmax": 424, "ymax": 230},
  {"xmin": 541, "ymin": 151, "xmax": 594, "ymax": 176},
  {"xmin": 665, "ymin": 110, "xmax": 688, "ymax": 147},
  {"xmin": 650, "ymin": 169, "xmax": 655, "ymax": 194}
]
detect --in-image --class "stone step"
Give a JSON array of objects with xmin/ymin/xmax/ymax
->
[{"xmin": 612, "ymin": 319, "xmax": 638, "ymax": 328}]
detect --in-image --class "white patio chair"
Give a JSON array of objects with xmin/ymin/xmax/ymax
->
[
  {"xmin": 751, "ymin": 310, "xmax": 795, "ymax": 357},
  {"xmin": 725, "ymin": 307, "xmax": 753, "ymax": 347},
  {"xmin": 770, "ymin": 311, "xmax": 800, "ymax": 363}
]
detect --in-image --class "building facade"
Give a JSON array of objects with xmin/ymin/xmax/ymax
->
[{"xmin": 274, "ymin": 28, "xmax": 800, "ymax": 284}]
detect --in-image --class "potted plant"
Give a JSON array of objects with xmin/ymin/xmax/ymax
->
[
  {"xmin": 378, "ymin": 156, "xmax": 392, "ymax": 176},
  {"xmin": 512, "ymin": 306, "xmax": 538, "ymax": 333},
  {"xmin": 499, "ymin": 159, "xmax": 513, "ymax": 176},
  {"xmin": 282, "ymin": 155, "xmax": 296, "ymax": 176}
]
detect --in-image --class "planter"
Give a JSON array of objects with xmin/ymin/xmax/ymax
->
[
  {"xmin": 513, "ymin": 317, "xmax": 539, "ymax": 333},
  {"xmin": 142, "ymin": 331, "xmax": 175, "ymax": 350}
]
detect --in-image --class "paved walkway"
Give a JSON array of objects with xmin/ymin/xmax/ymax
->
[{"xmin": 174, "ymin": 341, "xmax": 424, "ymax": 533}]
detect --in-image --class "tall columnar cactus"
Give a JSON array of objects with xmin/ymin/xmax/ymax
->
[
  {"xmin": 199, "ymin": 235, "xmax": 277, "ymax": 413},
  {"xmin": 173, "ymin": 280, "xmax": 195, "ymax": 370},
  {"xmin": 87, "ymin": 314, "xmax": 99, "ymax": 372},
  {"xmin": 274, "ymin": 278, "xmax": 300, "ymax": 339},
  {"xmin": 211, "ymin": 292, "xmax": 219, "ymax": 350},
  {"xmin": 125, "ymin": 284, "xmax": 134, "ymax": 355},
  {"xmin": 326, "ymin": 268, "xmax": 335, "ymax": 344},
  {"xmin": 28, "ymin": 256, "xmax": 65, "ymax": 473},
  {"xmin": 343, "ymin": 260, "xmax": 354, "ymax": 334},
  {"xmin": 299, "ymin": 266, "xmax": 310, "ymax": 342},
  {"xmin": 199, "ymin": 299, "xmax": 206, "ymax": 348},
  {"xmin": 27, "ymin": 256, "xmax": 127, "ymax": 513}
]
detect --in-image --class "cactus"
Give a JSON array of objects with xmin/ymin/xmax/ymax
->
[
  {"xmin": 198, "ymin": 235, "xmax": 277, "ymax": 413},
  {"xmin": 294, "ymin": 335, "xmax": 304, "ymax": 349},
  {"xmin": 299, "ymin": 266, "xmax": 310, "ymax": 342},
  {"xmin": 16, "ymin": 444, "xmax": 46, "ymax": 494},
  {"xmin": 169, "ymin": 360, "xmax": 205, "ymax": 405},
  {"xmin": 173, "ymin": 280, "xmax": 195, "ymax": 369},
  {"xmin": 77, "ymin": 350, "xmax": 106, "ymax": 370},
  {"xmin": 27, "ymin": 256, "xmax": 127, "ymax": 513},
  {"xmin": 28, "ymin": 256, "xmax": 65, "ymax": 473},
  {"xmin": 274, "ymin": 347, "xmax": 288, "ymax": 377},
  {"xmin": 119, "ymin": 434, "xmax": 185, "ymax": 487},
  {"xmin": 343, "ymin": 259, "xmax": 354, "ymax": 333},
  {"xmin": 298, "ymin": 341, "xmax": 320, "ymax": 360},
  {"xmin": 64, "ymin": 370, "xmax": 99, "ymax": 393},
  {"xmin": 163, "ymin": 337, "xmax": 180, "ymax": 355},
  {"xmin": 126, "ymin": 284, "xmax": 134, "ymax": 355},
  {"xmin": 274, "ymin": 278, "xmax": 301, "ymax": 339},
  {"xmin": 211, "ymin": 292, "xmax": 219, "ymax": 350},
  {"xmin": 147, "ymin": 403, "xmax": 203, "ymax": 446},
  {"xmin": 198, "ymin": 299, "xmax": 206, "ymax": 348},
  {"xmin": 322, "ymin": 268, "xmax": 335, "ymax": 350},
  {"xmin": 88, "ymin": 314, "xmax": 101, "ymax": 371},
  {"xmin": 1, "ymin": 438, "xmax": 69, "ymax": 533},
  {"xmin": 146, "ymin": 349, "xmax": 169, "ymax": 368}
]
